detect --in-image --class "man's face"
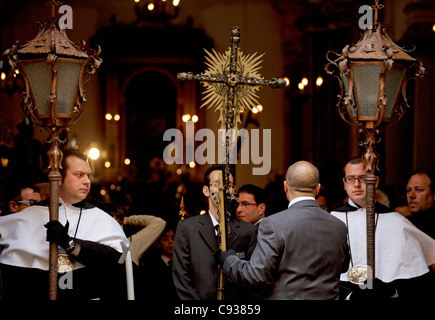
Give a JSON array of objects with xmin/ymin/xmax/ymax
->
[
  {"xmin": 203, "ymin": 170, "xmax": 235, "ymax": 209},
  {"xmin": 343, "ymin": 162, "xmax": 367, "ymax": 207},
  {"xmin": 60, "ymin": 156, "xmax": 92, "ymax": 204},
  {"xmin": 236, "ymin": 191, "xmax": 265, "ymax": 224},
  {"xmin": 406, "ymin": 174, "xmax": 434, "ymax": 213},
  {"xmin": 10, "ymin": 188, "xmax": 42, "ymax": 213}
]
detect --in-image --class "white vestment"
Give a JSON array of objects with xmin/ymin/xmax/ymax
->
[
  {"xmin": 0, "ymin": 199, "xmax": 129, "ymax": 271},
  {"xmin": 331, "ymin": 200, "xmax": 435, "ymax": 283}
]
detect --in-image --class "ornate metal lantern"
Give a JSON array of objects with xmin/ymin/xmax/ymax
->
[
  {"xmin": 7, "ymin": 2, "xmax": 101, "ymax": 299},
  {"xmin": 325, "ymin": 2, "xmax": 424, "ymax": 285}
]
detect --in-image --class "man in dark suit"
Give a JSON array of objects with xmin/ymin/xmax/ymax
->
[
  {"xmin": 219, "ymin": 161, "xmax": 350, "ymax": 299},
  {"xmin": 172, "ymin": 164, "xmax": 257, "ymax": 300}
]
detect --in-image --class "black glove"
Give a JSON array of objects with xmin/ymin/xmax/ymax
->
[
  {"xmin": 214, "ymin": 249, "xmax": 236, "ymax": 266},
  {"xmin": 45, "ymin": 220, "xmax": 71, "ymax": 249}
]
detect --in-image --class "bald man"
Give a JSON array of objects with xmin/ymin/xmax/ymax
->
[{"xmin": 218, "ymin": 161, "xmax": 350, "ymax": 299}]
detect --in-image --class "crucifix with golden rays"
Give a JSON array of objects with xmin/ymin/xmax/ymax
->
[{"xmin": 177, "ymin": 26, "xmax": 286, "ymax": 299}]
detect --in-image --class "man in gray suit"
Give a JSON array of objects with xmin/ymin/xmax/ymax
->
[
  {"xmin": 172, "ymin": 164, "xmax": 257, "ymax": 300},
  {"xmin": 219, "ymin": 161, "xmax": 350, "ymax": 299}
]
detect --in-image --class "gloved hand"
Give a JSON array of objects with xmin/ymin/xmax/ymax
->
[
  {"xmin": 213, "ymin": 249, "xmax": 236, "ymax": 266},
  {"xmin": 45, "ymin": 220, "xmax": 71, "ymax": 249}
]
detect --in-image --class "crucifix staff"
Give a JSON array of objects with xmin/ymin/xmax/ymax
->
[{"xmin": 177, "ymin": 26, "xmax": 286, "ymax": 299}]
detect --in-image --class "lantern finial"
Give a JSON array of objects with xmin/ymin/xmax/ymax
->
[
  {"xmin": 46, "ymin": 0, "xmax": 62, "ymax": 20},
  {"xmin": 371, "ymin": 0, "xmax": 384, "ymax": 25}
]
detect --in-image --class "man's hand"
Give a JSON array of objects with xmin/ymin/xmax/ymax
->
[
  {"xmin": 45, "ymin": 220, "xmax": 71, "ymax": 249},
  {"xmin": 213, "ymin": 249, "xmax": 236, "ymax": 266}
]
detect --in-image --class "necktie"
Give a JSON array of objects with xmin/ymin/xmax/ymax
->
[
  {"xmin": 215, "ymin": 224, "xmax": 221, "ymax": 247},
  {"xmin": 215, "ymin": 224, "xmax": 220, "ymax": 236}
]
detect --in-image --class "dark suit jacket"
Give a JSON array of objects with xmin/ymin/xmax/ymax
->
[
  {"xmin": 172, "ymin": 213, "xmax": 256, "ymax": 300},
  {"xmin": 224, "ymin": 199, "xmax": 350, "ymax": 299}
]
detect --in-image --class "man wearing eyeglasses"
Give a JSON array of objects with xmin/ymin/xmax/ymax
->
[
  {"xmin": 3, "ymin": 183, "xmax": 42, "ymax": 215},
  {"xmin": 236, "ymin": 184, "xmax": 267, "ymax": 225},
  {"xmin": 0, "ymin": 149, "xmax": 129, "ymax": 300},
  {"xmin": 172, "ymin": 164, "xmax": 257, "ymax": 300},
  {"xmin": 330, "ymin": 157, "xmax": 435, "ymax": 299}
]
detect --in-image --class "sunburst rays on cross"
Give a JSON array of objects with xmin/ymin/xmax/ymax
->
[
  {"xmin": 177, "ymin": 26, "xmax": 286, "ymax": 133},
  {"xmin": 201, "ymin": 47, "xmax": 265, "ymax": 131}
]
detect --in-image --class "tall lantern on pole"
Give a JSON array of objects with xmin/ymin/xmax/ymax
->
[
  {"xmin": 325, "ymin": 0, "xmax": 424, "ymax": 286},
  {"xmin": 8, "ymin": 1, "xmax": 102, "ymax": 300}
]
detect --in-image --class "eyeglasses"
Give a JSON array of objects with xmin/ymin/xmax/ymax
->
[
  {"xmin": 209, "ymin": 182, "xmax": 236, "ymax": 190},
  {"xmin": 237, "ymin": 201, "xmax": 258, "ymax": 209},
  {"xmin": 344, "ymin": 175, "xmax": 366, "ymax": 184},
  {"xmin": 16, "ymin": 200, "xmax": 38, "ymax": 206}
]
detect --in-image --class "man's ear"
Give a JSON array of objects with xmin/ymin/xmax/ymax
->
[
  {"xmin": 315, "ymin": 183, "xmax": 321, "ymax": 196},
  {"xmin": 258, "ymin": 203, "xmax": 266, "ymax": 218},
  {"xmin": 9, "ymin": 201, "xmax": 19, "ymax": 213},
  {"xmin": 203, "ymin": 185, "xmax": 210, "ymax": 197},
  {"xmin": 284, "ymin": 180, "xmax": 288, "ymax": 193}
]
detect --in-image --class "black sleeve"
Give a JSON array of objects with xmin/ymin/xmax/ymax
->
[{"xmin": 73, "ymin": 238, "xmax": 122, "ymax": 267}]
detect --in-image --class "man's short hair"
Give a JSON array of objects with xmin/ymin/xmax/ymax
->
[
  {"xmin": 203, "ymin": 164, "xmax": 235, "ymax": 187},
  {"xmin": 9, "ymin": 183, "xmax": 41, "ymax": 203},
  {"xmin": 238, "ymin": 184, "xmax": 267, "ymax": 205},
  {"xmin": 410, "ymin": 168, "xmax": 434, "ymax": 194},
  {"xmin": 60, "ymin": 149, "xmax": 89, "ymax": 180},
  {"xmin": 1, "ymin": 183, "xmax": 41, "ymax": 215},
  {"xmin": 343, "ymin": 157, "xmax": 364, "ymax": 177}
]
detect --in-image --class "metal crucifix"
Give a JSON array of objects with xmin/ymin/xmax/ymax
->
[{"xmin": 177, "ymin": 26, "xmax": 286, "ymax": 299}]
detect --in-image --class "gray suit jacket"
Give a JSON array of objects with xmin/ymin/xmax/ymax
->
[
  {"xmin": 172, "ymin": 213, "xmax": 256, "ymax": 300},
  {"xmin": 224, "ymin": 199, "xmax": 350, "ymax": 299}
]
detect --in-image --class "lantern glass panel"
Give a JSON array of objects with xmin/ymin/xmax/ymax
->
[
  {"xmin": 341, "ymin": 71, "xmax": 357, "ymax": 118},
  {"xmin": 56, "ymin": 59, "xmax": 83, "ymax": 114},
  {"xmin": 384, "ymin": 66, "xmax": 405, "ymax": 118},
  {"xmin": 22, "ymin": 61, "xmax": 52, "ymax": 115},
  {"xmin": 352, "ymin": 64, "xmax": 382, "ymax": 118}
]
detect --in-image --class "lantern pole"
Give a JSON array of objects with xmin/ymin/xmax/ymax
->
[
  {"xmin": 47, "ymin": 127, "xmax": 65, "ymax": 300},
  {"xmin": 325, "ymin": 0, "xmax": 424, "ymax": 288},
  {"xmin": 8, "ymin": 0, "xmax": 102, "ymax": 299}
]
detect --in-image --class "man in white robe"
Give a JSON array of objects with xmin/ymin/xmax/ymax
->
[
  {"xmin": 0, "ymin": 149, "xmax": 129, "ymax": 300},
  {"xmin": 331, "ymin": 157, "xmax": 435, "ymax": 299}
]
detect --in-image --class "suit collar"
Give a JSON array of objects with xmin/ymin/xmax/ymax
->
[
  {"xmin": 289, "ymin": 198, "xmax": 319, "ymax": 209},
  {"xmin": 197, "ymin": 213, "xmax": 243, "ymax": 251},
  {"xmin": 198, "ymin": 213, "xmax": 218, "ymax": 251}
]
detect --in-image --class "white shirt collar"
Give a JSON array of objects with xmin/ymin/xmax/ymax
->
[
  {"xmin": 208, "ymin": 211, "xmax": 220, "ymax": 235},
  {"xmin": 208, "ymin": 210, "xmax": 219, "ymax": 227},
  {"xmin": 289, "ymin": 196, "xmax": 315, "ymax": 208},
  {"xmin": 348, "ymin": 198, "xmax": 363, "ymax": 209}
]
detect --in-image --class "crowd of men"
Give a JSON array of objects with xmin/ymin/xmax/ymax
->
[{"xmin": 0, "ymin": 149, "xmax": 434, "ymax": 300}]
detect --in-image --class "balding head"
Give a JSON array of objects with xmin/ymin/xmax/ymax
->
[{"xmin": 285, "ymin": 161, "xmax": 320, "ymax": 200}]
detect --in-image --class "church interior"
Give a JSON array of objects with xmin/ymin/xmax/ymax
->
[{"xmin": 0, "ymin": 0, "xmax": 434, "ymax": 222}]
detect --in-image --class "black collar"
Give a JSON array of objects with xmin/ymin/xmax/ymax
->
[
  {"xmin": 35, "ymin": 198, "xmax": 95, "ymax": 209},
  {"xmin": 333, "ymin": 201, "xmax": 391, "ymax": 213}
]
